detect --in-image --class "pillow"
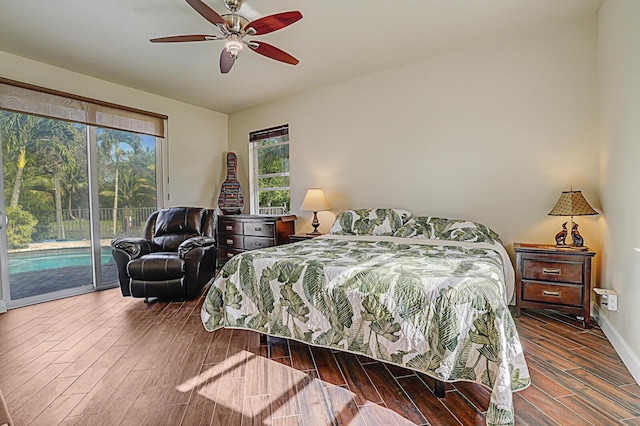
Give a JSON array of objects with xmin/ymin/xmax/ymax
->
[
  {"xmin": 393, "ymin": 216, "xmax": 500, "ymax": 244},
  {"xmin": 329, "ymin": 208, "xmax": 411, "ymax": 236}
]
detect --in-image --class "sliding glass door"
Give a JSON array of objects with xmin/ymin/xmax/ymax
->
[{"xmin": 0, "ymin": 111, "xmax": 161, "ymax": 308}]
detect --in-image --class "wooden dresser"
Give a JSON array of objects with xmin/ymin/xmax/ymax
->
[
  {"xmin": 217, "ymin": 214, "xmax": 296, "ymax": 266},
  {"xmin": 514, "ymin": 243, "xmax": 595, "ymax": 328}
]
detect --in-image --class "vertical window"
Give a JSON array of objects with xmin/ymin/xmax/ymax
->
[{"xmin": 249, "ymin": 125, "xmax": 290, "ymax": 215}]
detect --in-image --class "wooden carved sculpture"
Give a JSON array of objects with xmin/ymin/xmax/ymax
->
[
  {"xmin": 571, "ymin": 223, "xmax": 584, "ymax": 247},
  {"xmin": 218, "ymin": 152, "xmax": 244, "ymax": 215},
  {"xmin": 554, "ymin": 222, "xmax": 568, "ymax": 246}
]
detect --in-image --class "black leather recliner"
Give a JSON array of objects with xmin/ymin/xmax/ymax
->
[{"xmin": 111, "ymin": 207, "xmax": 217, "ymax": 300}]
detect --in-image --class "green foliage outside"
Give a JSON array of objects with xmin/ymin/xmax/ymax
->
[
  {"xmin": 256, "ymin": 138, "xmax": 290, "ymax": 212},
  {"xmin": 5, "ymin": 205, "xmax": 37, "ymax": 248},
  {"xmin": 0, "ymin": 110, "xmax": 157, "ymax": 246}
]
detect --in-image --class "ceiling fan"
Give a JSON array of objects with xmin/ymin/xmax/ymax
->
[{"xmin": 150, "ymin": 0, "xmax": 302, "ymax": 74}]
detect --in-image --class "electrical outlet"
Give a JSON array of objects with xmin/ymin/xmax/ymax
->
[{"xmin": 608, "ymin": 294, "xmax": 618, "ymax": 311}]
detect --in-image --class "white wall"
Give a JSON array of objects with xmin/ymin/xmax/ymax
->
[
  {"xmin": 0, "ymin": 50, "xmax": 228, "ymax": 306},
  {"xmin": 0, "ymin": 50, "xmax": 228, "ymax": 208},
  {"xmin": 229, "ymin": 18, "xmax": 600, "ymax": 254},
  {"xmin": 597, "ymin": 0, "xmax": 640, "ymax": 380}
]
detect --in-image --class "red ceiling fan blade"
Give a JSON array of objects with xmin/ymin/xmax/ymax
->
[
  {"xmin": 246, "ymin": 11, "xmax": 302, "ymax": 35},
  {"xmin": 185, "ymin": 0, "xmax": 227, "ymax": 26},
  {"xmin": 220, "ymin": 49, "xmax": 236, "ymax": 74},
  {"xmin": 249, "ymin": 41, "xmax": 299, "ymax": 65},
  {"xmin": 150, "ymin": 34, "xmax": 218, "ymax": 43}
]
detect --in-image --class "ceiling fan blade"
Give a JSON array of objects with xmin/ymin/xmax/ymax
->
[
  {"xmin": 185, "ymin": 0, "xmax": 227, "ymax": 26},
  {"xmin": 246, "ymin": 11, "xmax": 302, "ymax": 35},
  {"xmin": 249, "ymin": 41, "xmax": 299, "ymax": 65},
  {"xmin": 150, "ymin": 34, "xmax": 218, "ymax": 43},
  {"xmin": 220, "ymin": 49, "xmax": 236, "ymax": 74}
]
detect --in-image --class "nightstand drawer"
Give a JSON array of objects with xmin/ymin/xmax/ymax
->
[
  {"xmin": 219, "ymin": 235, "xmax": 243, "ymax": 248},
  {"xmin": 243, "ymin": 222, "xmax": 274, "ymax": 237},
  {"xmin": 244, "ymin": 236, "xmax": 274, "ymax": 250},
  {"xmin": 522, "ymin": 259, "xmax": 582, "ymax": 284},
  {"xmin": 522, "ymin": 282, "xmax": 583, "ymax": 307}
]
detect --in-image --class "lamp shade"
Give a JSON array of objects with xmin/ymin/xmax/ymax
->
[
  {"xmin": 548, "ymin": 190, "xmax": 598, "ymax": 216},
  {"xmin": 300, "ymin": 188, "xmax": 330, "ymax": 212}
]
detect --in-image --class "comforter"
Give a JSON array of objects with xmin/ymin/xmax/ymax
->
[{"xmin": 201, "ymin": 234, "xmax": 530, "ymax": 425}]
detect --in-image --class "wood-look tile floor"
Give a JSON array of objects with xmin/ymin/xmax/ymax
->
[{"xmin": 1, "ymin": 287, "xmax": 640, "ymax": 425}]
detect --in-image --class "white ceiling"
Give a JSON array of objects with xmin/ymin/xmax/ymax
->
[{"xmin": 0, "ymin": 0, "xmax": 602, "ymax": 114}]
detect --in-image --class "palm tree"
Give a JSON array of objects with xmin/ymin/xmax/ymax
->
[
  {"xmin": 0, "ymin": 111, "xmax": 76, "ymax": 208},
  {"xmin": 97, "ymin": 129, "xmax": 142, "ymax": 234},
  {"xmin": 101, "ymin": 169, "xmax": 154, "ymax": 233}
]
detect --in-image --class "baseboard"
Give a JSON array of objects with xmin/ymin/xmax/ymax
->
[
  {"xmin": 594, "ymin": 304, "xmax": 640, "ymax": 385},
  {"xmin": 0, "ymin": 299, "xmax": 6, "ymax": 313}
]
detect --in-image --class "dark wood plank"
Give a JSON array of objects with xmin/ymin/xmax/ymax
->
[
  {"xmin": 396, "ymin": 375, "xmax": 462, "ymax": 426},
  {"xmin": 333, "ymin": 351, "xmax": 384, "ymax": 406},
  {"xmin": 362, "ymin": 363, "xmax": 427, "ymax": 424}
]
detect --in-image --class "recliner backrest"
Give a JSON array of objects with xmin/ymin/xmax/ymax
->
[{"xmin": 143, "ymin": 207, "xmax": 216, "ymax": 251}]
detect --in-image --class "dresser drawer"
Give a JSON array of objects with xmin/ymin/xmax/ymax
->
[
  {"xmin": 219, "ymin": 235, "xmax": 243, "ymax": 248},
  {"xmin": 219, "ymin": 219, "xmax": 242, "ymax": 234},
  {"xmin": 244, "ymin": 236, "xmax": 274, "ymax": 250},
  {"xmin": 522, "ymin": 259, "xmax": 582, "ymax": 284},
  {"xmin": 219, "ymin": 247, "xmax": 243, "ymax": 262},
  {"xmin": 522, "ymin": 282, "xmax": 583, "ymax": 307},
  {"xmin": 243, "ymin": 221, "xmax": 274, "ymax": 237}
]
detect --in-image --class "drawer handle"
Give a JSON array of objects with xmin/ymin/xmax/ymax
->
[
  {"xmin": 226, "ymin": 239, "xmax": 233, "ymax": 245},
  {"xmin": 543, "ymin": 290, "xmax": 561, "ymax": 297},
  {"xmin": 255, "ymin": 242, "xmax": 262, "ymax": 247},
  {"xmin": 225, "ymin": 225, "xmax": 233, "ymax": 231},
  {"xmin": 542, "ymin": 268, "xmax": 561, "ymax": 275},
  {"xmin": 226, "ymin": 253, "xmax": 234, "ymax": 258},
  {"xmin": 255, "ymin": 226, "xmax": 262, "ymax": 231}
]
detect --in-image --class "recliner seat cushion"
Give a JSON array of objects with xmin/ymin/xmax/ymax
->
[{"xmin": 127, "ymin": 252, "xmax": 185, "ymax": 281}]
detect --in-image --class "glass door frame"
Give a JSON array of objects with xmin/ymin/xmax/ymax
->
[{"xmin": 0, "ymin": 122, "xmax": 166, "ymax": 309}]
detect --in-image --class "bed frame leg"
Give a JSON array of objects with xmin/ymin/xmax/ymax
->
[
  {"xmin": 259, "ymin": 333, "xmax": 267, "ymax": 345},
  {"xmin": 435, "ymin": 380, "xmax": 446, "ymax": 398}
]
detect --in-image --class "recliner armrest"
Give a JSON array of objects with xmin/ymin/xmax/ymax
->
[
  {"xmin": 178, "ymin": 236, "xmax": 217, "ymax": 258},
  {"xmin": 111, "ymin": 237, "xmax": 155, "ymax": 259}
]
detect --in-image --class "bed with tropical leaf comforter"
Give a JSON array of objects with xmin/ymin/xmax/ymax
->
[{"xmin": 201, "ymin": 214, "xmax": 530, "ymax": 426}]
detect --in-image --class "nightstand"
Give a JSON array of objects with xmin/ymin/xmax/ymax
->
[
  {"xmin": 514, "ymin": 243, "xmax": 596, "ymax": 328},
  {"xmin": 289, "ymin": 233, "xmax": 323, "ymax": 243}
]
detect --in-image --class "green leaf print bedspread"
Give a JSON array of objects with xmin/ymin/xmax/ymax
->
[{"xmin": 201, "ymin": 235, "xmax": 530, "ymax": 425}]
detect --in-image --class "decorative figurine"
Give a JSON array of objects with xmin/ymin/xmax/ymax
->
[
  {"xmin": 217, "ymin": 152, "xmax": 245, "ymax": 215},
  {"xmin": 554, "ymin": 222, "xmax": 568, "ymax": 246},
  {"xmin": 571, "ymin": 223, "xmax": 584, "ymax": 247}
]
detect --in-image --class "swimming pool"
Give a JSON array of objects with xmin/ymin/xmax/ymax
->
[{"xmin": 8, "ymin": 248, "xmax": 115, "ymax": 275}]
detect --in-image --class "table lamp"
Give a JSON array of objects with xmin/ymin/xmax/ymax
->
[
  {"xmin": 300, "ymin": 188, "xmax": 330, "ymax": 235},
  {"xmin": 548, "ymin": 189, "xmax": 598, "ymax": 248}
]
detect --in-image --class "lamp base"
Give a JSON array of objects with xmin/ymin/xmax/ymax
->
[{"xmin": 310, "ymin": 211, "xmax": 320, "ymax": 235}]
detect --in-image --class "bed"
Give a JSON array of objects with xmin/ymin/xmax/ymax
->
[{"xmin": 201, "ymin": 209, "xmax": 530, "ymax": 426}]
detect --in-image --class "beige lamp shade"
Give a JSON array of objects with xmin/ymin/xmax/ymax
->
[
  {"xmin": 300, "ymin": 188, "xmax": 330, "ymax": 212},
  {"xmin": 548, "ymin": 190, "xmax": 598, "ymax": 217}
]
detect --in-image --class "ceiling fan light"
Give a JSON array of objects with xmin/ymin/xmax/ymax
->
[{"xmin": 225, "ymin": 37, "xmax": 243, "ymax": 57}]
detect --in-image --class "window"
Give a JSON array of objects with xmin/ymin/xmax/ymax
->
[{"xmin": 249, "ymin": 125, "xmax": 290, "ymax": 215}]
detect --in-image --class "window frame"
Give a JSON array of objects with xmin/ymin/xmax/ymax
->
[{"xmin": 249, "ymin": 125, "xmax": 290, "ymax": 215}]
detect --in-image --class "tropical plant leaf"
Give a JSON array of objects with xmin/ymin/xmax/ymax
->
[
  {"xmin": 224, "ymin": 279, "xmax": 243, "ymax": 310},
  {"xmin": 390, "ymin": 349, "xmax": 414, "ymax": 365},
  {"xmin": 339, "ymin": 211, "xmax": 353, "ymax": 232},
  {"xmin": 331, "ymin": 287, "xmax": 354, "ymax": 328},
  {"xmin": 259, "ymin": 267, "xmax": 275, "ymax": 313},
  {"xmin": 222, "ymin": 254, "xmax": 241, "ymax": 278},
  {"xmin": 487, "ymin": 404, "xmax": 514, "ymax": 426}
]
